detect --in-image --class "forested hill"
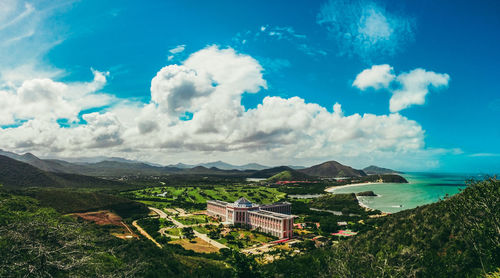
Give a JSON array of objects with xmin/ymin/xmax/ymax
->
[
  {"xmin": 0, "ymin": 155, "xmax": 126, "ymax": 188},
  {"xmin": 363, "ymin": 165, "xmax": 401, "ymax": 175},
  {"xmin": 299, "ymin": 161, "xmax": 367, "ymax": 177},
  {"xmin": 267, "ymin": 170, "xmax": 314, "ymax": 182},
  {"xmin": 0, "ymin": 192, "xmax": 232, "ymax": 277},
  {"xmin": 262, "ymin": 178, "xmax": 500, "ymax": 277}
]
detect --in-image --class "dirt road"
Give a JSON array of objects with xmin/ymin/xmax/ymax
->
[
  {"xmin": 132, "ymin": 220, "xmax": 162, "ymax": 249},
  {"xmin": 149, "ymin": 207, "xmax": 228, "ymax": 250}
]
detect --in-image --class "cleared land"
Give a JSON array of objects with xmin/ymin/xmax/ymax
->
[{"xmin": 71, "ymin": 210, "xmax": 137, "ymax": 239}]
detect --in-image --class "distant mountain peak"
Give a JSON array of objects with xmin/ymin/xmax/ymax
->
[{"xmin": 299, "ymin": 160, "xmax": 366, "ymax": 177}]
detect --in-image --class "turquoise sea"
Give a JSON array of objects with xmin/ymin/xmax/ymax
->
[{"xmin": 327, "ymin": 173, "xmax": 478, "ymax": 213}]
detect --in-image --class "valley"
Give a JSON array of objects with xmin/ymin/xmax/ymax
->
[{"xmin": 0, "ymin": 151, "xmax": 498, "ymax": 277}]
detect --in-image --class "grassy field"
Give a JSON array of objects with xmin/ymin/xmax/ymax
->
[
  {"xmin": 122, "ymin": 185, "xmax": 287, "ymax": 211},
  {"xmin": 164, "ymin": 228, "xmax": 182, "ymax": 237},
  {"xmin": 174, "ymin": 214, "xmax": 210, "ymax": 225}
]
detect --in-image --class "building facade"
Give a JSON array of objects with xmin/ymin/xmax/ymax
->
[{"xmin": 207, "ymin": 197, "xmax": 294, "ymax": 238}]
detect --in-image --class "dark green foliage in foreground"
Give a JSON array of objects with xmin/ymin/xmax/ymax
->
[
  {"xmin": 261, "ymin": 178, "xmax": 499, "ymax": 277},
  {"xmin": 0, "ymin": 193, "xmax": 232, "ymax": 277},
  {"xmin": 137, "ymin": 218, "xmax": 163, "ymax": 241}
]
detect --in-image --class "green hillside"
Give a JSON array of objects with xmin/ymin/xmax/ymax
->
[
  {"xmin": 267, "ymin": 170, "xmax": 313, "ymax": 182},
  {"xmin": 23, "ymin": 188, "xmax": 149, "ymax": 218},
  {"xmin": 261, "ymin": 178, "xmax": 500, "ymax": 277},
  {"xmin": 0, "ymin": 155, "xmax": 127, "ymax": 189},
  {"xmin": 0, "ymin": 192, "xmax": 232, "ymax": 277},
  {"xmin": 299, "ymin": 160, "xmax": 367, "ymax": 177}
]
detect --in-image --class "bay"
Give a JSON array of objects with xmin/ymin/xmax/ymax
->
[{"xmin": 326, "ymin": 173, "xmax": 478, "ymax": 213}]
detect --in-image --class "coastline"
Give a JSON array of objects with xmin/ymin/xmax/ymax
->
[
  {"xmin": 324, "ymin": 182, "xmax": 383, "ymax": 192},
  {"xmin": 324, "ymin": 182, "xmax": 386, "ymax": 213}
]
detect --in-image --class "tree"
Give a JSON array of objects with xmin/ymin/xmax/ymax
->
[{"xmin": 182, "ymin": 227, "xmax": 195, "ymax": 240}]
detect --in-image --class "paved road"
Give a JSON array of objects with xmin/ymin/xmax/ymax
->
[
  {"xmin": 193, "ymin": 230, "xmax": 228, "ymax": 249},
  {"xmin": 149, "ymin": 207, "xmax": 228, "ymax": 249},
  {"xmin": 132, "ymin": 220, "xmax": 162, "ymax": 249}
]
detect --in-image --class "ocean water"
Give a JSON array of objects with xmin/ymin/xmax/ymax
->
[{"xmin": 326, "ymin": 173, "xmax": 477, "ymax": 213}]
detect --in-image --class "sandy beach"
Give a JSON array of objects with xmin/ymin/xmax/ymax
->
[{"xmin": 324, "ymin": 182, "xmax": 383, "ymax": 192}]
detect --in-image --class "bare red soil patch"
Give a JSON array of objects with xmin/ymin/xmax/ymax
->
[
  {"xmin": 71, "ymin": 210, "xmax": 137, "ymax": 239},
  {"xmin": 72, "ymin": 210, "xmax": 123, "ymax": 226}
]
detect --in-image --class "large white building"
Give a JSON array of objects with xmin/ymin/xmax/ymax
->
[{"xmin": 207, "ymin": 197, "xmax": 294, "ymax": 239}]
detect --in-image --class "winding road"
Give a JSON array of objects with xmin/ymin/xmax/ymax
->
[{"xmin": 149, "ymin": 207, "xmax": 228, "ymax": 250}]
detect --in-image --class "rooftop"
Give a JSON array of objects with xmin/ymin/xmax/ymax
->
[
  {"xmin": 207, "ymin": 200, "xmax": 229, "ymax": 206},
  {"xmin": 250, "ymin": 209, "xmax": 295, "ymax": 219}
]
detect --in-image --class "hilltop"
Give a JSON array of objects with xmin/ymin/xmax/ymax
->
[
  {"xmin": 363, "ymin": 165, "xmax": 402, "ymax": 175},
  {"xmin": 299, "ymin": 161, "xmax": 367, "ymax": 177},
  {"xmin": 267, "ymin": 169, "xmax": 314, "ymax": 182}
]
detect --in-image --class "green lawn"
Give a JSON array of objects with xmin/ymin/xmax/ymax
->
[
  {"xmin": 193, "ymin": 225, "xmax": 210, "ymax": 234},
  {"xmin": 122, "ymin": 184, "xmax": 287, "ymax": 211},
  {"xmin": 174, "ymin": 215, "xmax": 209, "ymax": 225},
  {"xmin": 165, "ymin": 228, "xmax": 182, "ymax": 237}
]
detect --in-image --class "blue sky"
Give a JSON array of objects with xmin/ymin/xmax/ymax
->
[{"xmin": 0, "ymin": 0, "xmax": 499, "ymax": 173}]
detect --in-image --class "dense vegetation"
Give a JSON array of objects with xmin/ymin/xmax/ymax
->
[
  {"xmin": 1, "ymin": 151, "xmax": 497, "ymax": 277},
  {"xmin": 260, "ymin": 178, "xmax": 500, "ymax": 277},
  {"xmin": 20, "ymin": 188, "xmax": 149, "ymax": 217},
  {"xmin": 0, "ymin": 155, "xmax": 128, "ymax": 189},
  {"xmin": 309, "ymin": 193, "xmax": 365, "ymax": 214},
  {"xmin": 267, "ymin": 170, "xmax": 314, "ymax": 182},
  {"xmin": 0, "ymin": 192, "xmax": 233, "ymax": 277}
]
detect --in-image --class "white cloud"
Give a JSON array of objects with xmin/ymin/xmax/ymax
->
[
  {"xmin": 169, "ymin": 44, "xmax": 186, "ymax": 54},
  {"xmin": 0, "ymin": 45, "xmax": 445, "ymax": 169},
  {"xmin": 469, "ymin": 153, "xmax": 500, "ymax": 157},
  {"xmin": 167, "ymin": 45, "xmax": 186, "ymax": 61},
  {"xmin": 0, "ymin": 69, "xmax": 113, "ymax": 125},
  {"xmin": 390, "ymin": 69, "xmax": 450, "ymax": 112},
  {"xmin": 0, "ymin": 0, "xmax": 70, "ymax": 86},
  {"xmin": 353, "ymin": 65, "xmax": 450, "ymax": 113},
  {"xmin": 150, "ymin": 65, "xmax": 214, "ymax": 115},
  {"xmin": 317, "ymin": 0, "xmax": 414, "ymax": 60},
  {"xmin": 353, "ymin": 64, "xmax": 395, "ymax": 90}
]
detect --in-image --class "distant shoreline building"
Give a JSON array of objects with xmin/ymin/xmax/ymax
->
[{"xmin": 207, "ymin": 198, "xmax": 294, "ymax": 239}]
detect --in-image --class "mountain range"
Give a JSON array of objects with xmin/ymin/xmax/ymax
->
[
  {"xmin": 0, "ymin": 149, "xmax": 401, "ymax": 181},
  {"xmin": 0, "ymin": 155, "xmax": 126, "ymax": 188}
]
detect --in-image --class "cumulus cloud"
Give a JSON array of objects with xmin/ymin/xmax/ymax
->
[
  {"xmin": 0, "ymin": 69, "xmax": 113, "ymax": 125},
  {"xmin": 353, "ymin": 65, "xmax": 450, "ymax": 112},
  {"xmin": 353, "ymin": 64, "xmax": 395, "ymax": 90},
  {"xmin": 317, "ymin": 0, "xmax": 414, "ymax": 60},
  {"xmin": 1, "ymin": 45, "xmax": 441, "ymax": 169},
  {"xmin": 390, "ymin": 69, "xmax": 450, "ymax": 112},
  {"xmin": 151, "ymin": 65, "xmax": 214, "ymax": 115}
]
